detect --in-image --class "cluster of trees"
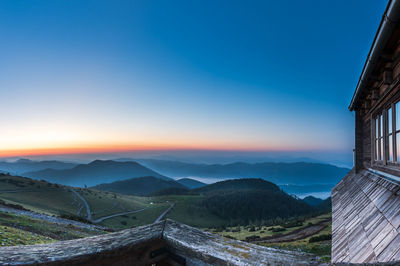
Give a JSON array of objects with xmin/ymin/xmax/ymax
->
[{"xmin": 199, "ymin": 190, "xmax": 314, "ymax": 225}]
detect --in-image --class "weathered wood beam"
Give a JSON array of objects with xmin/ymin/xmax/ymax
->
[
  {"xmin": 371, "ymin": 89, "xmax": 380, "ymax": 100},
  {"xmin": 383, "ymin": 69, "xmax": 393, "ymax": 84}
]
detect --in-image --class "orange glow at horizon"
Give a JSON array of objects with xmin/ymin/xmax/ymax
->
[{"xmin": 0, "ymin": 142, "xmax": 311, "ymax": 158}]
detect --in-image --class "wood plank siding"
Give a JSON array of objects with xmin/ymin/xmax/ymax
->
[
  {"xmin": 332, "ymin": 169, "xmax": 400, "ymax": 263},
  {"xmin": 333, "ymin": 0, "xmax": 400, "ymax": 263}
]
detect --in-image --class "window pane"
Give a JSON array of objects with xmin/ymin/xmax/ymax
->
[
  {"xmin": 376, "ymin": 118, "xmax": 379, "ymax": 138},
  {"xmin": 380, "ymin": 138, "xmax": 384, "ymax": 160},
  {"xmin": 388, "ymin": 108, "xmax": 393, "ymax": 133},
  {"xmin": 380, "ymin": 115, "xmax": 383, "ymax": 137},
  {"xmin": 389, "ymin": 135, "xmax": 393, "ymax": 161},
  {"xmin": 397, "ymin": 133, "xmax": 400, "ymax": 161},
  {"xmin": 396, "ymin": 102, "xmax": 400, "ymax": 131},
  {"xmin": 376, "ymin": 139, "xmax": 379, "ymax": 160}
]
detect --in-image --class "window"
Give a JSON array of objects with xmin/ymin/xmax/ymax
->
[
  {"xmin": 375, "ymin": 114, "xmax": 384, "ymax": 161},
  {"xmin": 396, "ymin": 102, "xmax": 400, "ymax": 161},
  {"xmin": 375, "ymin": 101, "xmax": 400, "ymax": 164},
  {"xmin": 388, "ymin": 107, "xmax": 393, "ymax": 161}
]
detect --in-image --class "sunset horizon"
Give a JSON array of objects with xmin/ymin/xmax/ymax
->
[
  {"xmin": 1, "ymin": 1, "xmax": 381, "ymax": 165},
  {"xmin": 1, "ymin": 1, "xmax": 397, "ymax": 264}
]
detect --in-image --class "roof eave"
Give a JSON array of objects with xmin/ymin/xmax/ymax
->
[{"xmin": 349, "ymin": 0, "xmax": 400, "ymax": 111}]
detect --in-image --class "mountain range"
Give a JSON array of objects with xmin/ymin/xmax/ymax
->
[
  {"xmin": 135, "ymin": 159, "xmax": 350, "ymax": 185},
  {"xmin": 176, "ymin": 178, "xmax": 206, "ymax": 189},
  {"xmin": 0, "ymin": 158, "xmax": 350, "ymax": 189},
  {"xmin": 0, "ymin": 159, "xmax": 77, "ymax": 175},
  {"xmin": 92, "ymin": 176, "xmax": 186, "ymax": 196},
  {"xmin": 23, "ymin": 160, "xmax": 169, "ymax": 187}
]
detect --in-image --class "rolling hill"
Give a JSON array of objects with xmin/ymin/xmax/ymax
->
[
  {"xmin": 0, "ymin": 159, "xmax": 77, "ymax": 175},
  {"xmin": 200, "ymin": 190, "xmax": 314, "ymax": 224},
  {"xmin": 176, "ymin": 178, "xmax": 206, "ymax": 189},
  {"xmin": 195, "ymin": 178, "xmax": 280, "ymax": 193},
  {"xmin": 92, "ymin": 176, "xmax": 186, "ymax": 196},
  {"xmin": 191, "ymin": 179, "xmax": 316, "ymax": 225},
  {"xmin": 23, "ymin": 160, "xmax": 170, "ymax": 187},
  {"xmin": 302, "ymin": 196, "xmax": 324, "ymax": 206},
  {"xmin": 136, "ymin": 159, "xmax": 349, "ymax": 185}
]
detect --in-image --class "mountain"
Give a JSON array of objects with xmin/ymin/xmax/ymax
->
[
  {"xmin": 195, "ymin": 178, "xmax": 280, "ymax": 194},
  {"xmin": 91, "ymin": 176, "xmax": 186, "ymax": 196},
  {"xmin": 280, "ymin": 184, "xmax": 334, "ymax": 194},
  {"xmin": 176, "ymin": 178, "xmax": 206, "ymax": 189},
  {"xmin": 316, "ymin": 197, "xmax": 332, "ymax": 213},
  {"xmin": 0, "ymin": 159, "xmax": 77, "ymax": 175},
  {"xmin": 195, "ymin": 179, "xmax": 315, "ymax": 224},
  {"xmin": 135, "ymin": 159, "xmax": 349, "ymax": 185},
  {"xmin": 150, "ymin": 187, "xmax": 191, "ymax": 196},
  {"xmin": 23, "ymin": 160, "xmax": 170, "ymax": 187},
  {"xmin": 302, "ymin": 196, "xmax": 324, "ymax": 206}
]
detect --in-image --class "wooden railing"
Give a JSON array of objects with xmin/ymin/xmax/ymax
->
[{"xmin": 0, "ymin": 219, "xmax": 319, "ymax": 265}]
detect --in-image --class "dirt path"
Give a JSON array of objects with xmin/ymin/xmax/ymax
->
[
  {"xmin": 0, "ymin": 189, "xmax": 37, "ymax": 193},
  {"xmin": 0, "ymin": 205, "xmax": 105, "ymax": 231},
  {"xmin": 70, "ymin": 188, "xmax": 92, "ymax": 221},
  {"xmin": 154, "ymin": 203, "xmax": 175, "ymax": 223},
  {"xmin": 252, "ymin": 219, "xmax": 331, "ymax": 244},
  {"xmin": 91, "ymin": 208, "xmax": 149, "ymax": 223}
]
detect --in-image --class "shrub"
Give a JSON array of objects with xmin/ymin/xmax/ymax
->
[
  {"xmin": 271, "ymin": 226, "xmax": 286, "ymax": 233},
  {"xmin": 245, "ymin": 235, "xmax": 260, "ymax": 242},
  {"xmin": 309, "ymin": 234, "xmax": 332, "ymax": 243},
  {"xmin": 59, "ymin": 213, "xmax": 92, "ymax": 224}
]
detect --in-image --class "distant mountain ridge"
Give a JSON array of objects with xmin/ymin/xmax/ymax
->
[
  {"xmin": 176, "ymin": 178, "xmax": 206, "ymax": 189},
  {"xmin": 92, "ymin": 176, "xmax": 186, "ymax": 196},
  {"xmin": 134, "ymin": 159, "xmax": 350, "ymax": 185},
  {"xmin": 195, "ymin": 178, "xmax": 280, "ymax": 194},
  {"xmin": 24, "ymin": 160, "xmax": 170, "ymax": 187},
  {"xmin": 0, "ymin": 159, "xmax": 77, "ymax": 175}
]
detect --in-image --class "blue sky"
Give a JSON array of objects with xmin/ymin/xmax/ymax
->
[{"xmin": 0, "ymin": 1, "xmax": 389, "ymax": 165}]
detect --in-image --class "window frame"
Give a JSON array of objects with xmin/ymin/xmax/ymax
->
[
  {"xmin": 387, "ymin": 106, "xmax": 395, "ymax": 163},
  {"xmin": 374, "ymin": 112, "xmax": 385, "ymax": 162},
  {"xmin": 373, "ymin": 100, "xmax": 400, "ymax": 165}
]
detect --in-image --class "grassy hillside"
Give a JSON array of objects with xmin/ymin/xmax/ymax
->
[
  {"xmin": 0, "ymin": 174, "xmax": 159, "ymax": 225},
  {"xmin": 24, "ymin": 160, "xmax": 170, "ymax": 187},
  {"xmin": 0, "ymin": 174, "xmax": 331, "ymax": 232},
  {"xmin": 92, "ymin": 176, "xmax": 186, "ymax": 196},
  {"xmin": 0, "ymin": 211, "xmax": 105, "ymax": 246},
  {"xmin": 214, "ymin": 213, "xmax": 332, "ymax": 261},
  {"xmin": 0, "ymin": 174, "xmax": 79, "ymax": 215}
]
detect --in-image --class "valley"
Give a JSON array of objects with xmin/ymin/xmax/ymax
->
[{"xmin": 0, "ymin": 158, "xmax": 335, "ymax": 260}]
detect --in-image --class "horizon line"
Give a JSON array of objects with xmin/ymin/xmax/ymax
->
[{"xmin": 0, "ymin": 145, "xmax": 351, "ymax": 159}]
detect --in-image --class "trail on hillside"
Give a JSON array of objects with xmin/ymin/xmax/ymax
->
[
  {"xmin": 0, "ymin": 189, "xmax": 37, "ymax": 193},
  {"xmin": 0, "ymin": 205, "xmax": 105, "ymax": 231},
  {"xmin": 154, "ymin": 203, "xmax": 175, "ymax": 223},
  {"xmin": 69, "ymin": 188, "xmax": 92, "ymax": 221},
  {"xmin": 91, "ymin": 208, "xmax": 149, "ymax": 223},
  {"xmin": 252, "ymin": 219, "xmax": 331, "ymax": 244}
]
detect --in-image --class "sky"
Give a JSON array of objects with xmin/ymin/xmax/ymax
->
[{"xmin": 0, "ymin": 0, "xmax": 389, "ymax": 165}]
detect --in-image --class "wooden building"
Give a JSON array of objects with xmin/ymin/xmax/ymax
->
[{"xmin": 332, "ymin": 0, "xmax": 400, "ymax": 263}]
